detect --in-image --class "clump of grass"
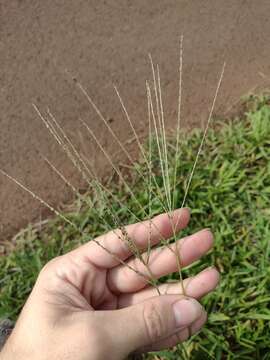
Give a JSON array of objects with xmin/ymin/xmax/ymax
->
[{"xmin": 0, "ymin": 94, "xmax": 270, "ymax": 358}]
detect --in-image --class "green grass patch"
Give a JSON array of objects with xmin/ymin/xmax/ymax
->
[{"xmin": 1, "ymin": 95, "xmax": 270, "ymax": 359}]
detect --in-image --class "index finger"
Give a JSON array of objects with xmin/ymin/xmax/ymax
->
[{"xmin": 71, "ymin": 208, "xmax": 190, "ymax": 268}]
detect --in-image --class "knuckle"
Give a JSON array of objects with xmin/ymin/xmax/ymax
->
[
  {"xmin": 37, "ymin": 257, "xmax": 64, "ymax": 288},
  {"xmin": 40, "ymin": 256, "xmax": 62, "ymax": 274},
  {"xmin": 142, "ymin": 301, "xmax": 166, "ymax": 342},
  {"xmin": 34, "ymin": 257, "xmax": 64, "ymax": 292}
]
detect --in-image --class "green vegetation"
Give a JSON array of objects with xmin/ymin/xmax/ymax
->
[{"xmin": 1, "ymin": 95, "xmax": 270, "ymax": 359}]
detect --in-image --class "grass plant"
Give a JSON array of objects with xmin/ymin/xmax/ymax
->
[{"xmin": 0, "ymin": 93, "xmax": 270, "ymax": 358}]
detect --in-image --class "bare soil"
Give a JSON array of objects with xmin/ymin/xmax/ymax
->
[{"xmin": 1, "ymin": 0, "xmax": 270, "ymax": 242}]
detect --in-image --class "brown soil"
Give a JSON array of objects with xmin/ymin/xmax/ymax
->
[{"xmin": 1, "ymin": 0, "xmax": 270, "ymax": 242}]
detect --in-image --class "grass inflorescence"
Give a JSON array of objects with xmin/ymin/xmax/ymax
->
[{"xmin": 1, "ymin": 94, "xmax": 270, "ymax": 359}]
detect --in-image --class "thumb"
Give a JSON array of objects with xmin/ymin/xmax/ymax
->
[{"xmin": 103, "ymin": 295, "xmax": 203, "ymax": 356}]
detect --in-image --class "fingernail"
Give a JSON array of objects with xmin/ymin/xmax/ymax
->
[
  {"xmin": 173, "ymin": 298, "xmax": 202, "ymax": 328},
  {"xmin": 201, "ymin": 266, "xmax": 216, "ymax": 273},
  {"xmin": 202, "ymin": 228, "xmax": 212, "ymax": 233}
]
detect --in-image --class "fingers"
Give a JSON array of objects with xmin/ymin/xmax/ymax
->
[
  {"xmin": 108, "ymin": 228, "xmax": 214, "ymax": 293},
  {"xmin": 139, "ymin": 310, "xmax": 207, "ymax": 353},
  {"xmin": 98, "ymin": 295, "xmax": 204, "ymax": 358},
  {"xmin": 71, "ymin": 208, "xmax": 190, "ymax": 268},
  {"xmin": 118, "ymin": 267, "xmax": 220, "ymax": 308}
]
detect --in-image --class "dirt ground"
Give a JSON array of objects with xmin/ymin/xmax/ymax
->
[{"xmin": 1, "ymin": 0, "xmax": 270, "ymax": 242}]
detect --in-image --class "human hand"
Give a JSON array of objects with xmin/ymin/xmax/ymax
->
[{"xmin": 1, "ymin": 208, "xmax": 219, "ymax": 360}]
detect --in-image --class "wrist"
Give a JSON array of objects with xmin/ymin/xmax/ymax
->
[{"xmin": 1, "ymin": 334, "xmax": 30, "ymax": 360}]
